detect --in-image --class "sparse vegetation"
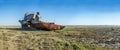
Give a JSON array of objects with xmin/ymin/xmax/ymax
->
[{"xmin": 0, "ymin": 25, "xmax": 120, "ymax": 50}]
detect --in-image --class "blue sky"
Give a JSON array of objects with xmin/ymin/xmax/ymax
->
[{"xmin": 0, "ymin": 0, "xmax": 120, "ymax": 25}]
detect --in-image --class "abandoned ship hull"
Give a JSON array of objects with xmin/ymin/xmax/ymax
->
[{"xmin": 30, "ymin": 22, "xmax": 65, "ymax": 31}]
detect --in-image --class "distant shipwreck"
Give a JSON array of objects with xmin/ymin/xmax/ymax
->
[{"xmin": 19, "ymin": 12, "xmax": 65, "ymax": 31}]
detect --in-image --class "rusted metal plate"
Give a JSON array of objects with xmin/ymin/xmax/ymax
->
[{"xmin": 30, "ymin": 22, "xmax": 65, "ymax": 30}]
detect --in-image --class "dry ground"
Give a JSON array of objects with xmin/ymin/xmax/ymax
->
[{"xmin": 0, "ymin": 25, "xmax": 120, "ymax": 50}]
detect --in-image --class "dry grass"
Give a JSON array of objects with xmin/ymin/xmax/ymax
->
[{"xmin": 0, "ymin": 26, "xmax": 117, "ymax": 50}]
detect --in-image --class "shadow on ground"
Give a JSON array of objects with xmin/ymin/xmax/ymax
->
[{"xmin": 3, "ymin": 27, "xmax": 40, "ymax": 31}]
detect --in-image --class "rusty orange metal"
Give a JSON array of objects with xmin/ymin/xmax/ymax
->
[{"xmin": 30, "ymin": 21, "xmax": 65, "ymax": 31}]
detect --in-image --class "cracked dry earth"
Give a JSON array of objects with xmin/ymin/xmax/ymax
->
[{"xmin": 0, "ymin": 26, "xmax": 120, "ymax": 50}]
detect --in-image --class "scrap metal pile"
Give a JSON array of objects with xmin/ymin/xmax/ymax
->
[{"xmin": 19, "ymin": 12, "xmax": 65, "ymax": 31}]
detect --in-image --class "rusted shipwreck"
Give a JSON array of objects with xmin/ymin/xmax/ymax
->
[{"xmin": 19, "ymin": 12, "xmax": 65, "ymax": 31}]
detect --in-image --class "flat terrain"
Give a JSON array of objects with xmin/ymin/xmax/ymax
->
[{"xmin": 0, "ymin": 25, "xmax": 120, "ymax": 50}]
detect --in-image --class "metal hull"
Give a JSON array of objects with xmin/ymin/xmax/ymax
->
[{"xmin": 30, "ymin": 22, "xmax": 65, "ymax": 31}]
